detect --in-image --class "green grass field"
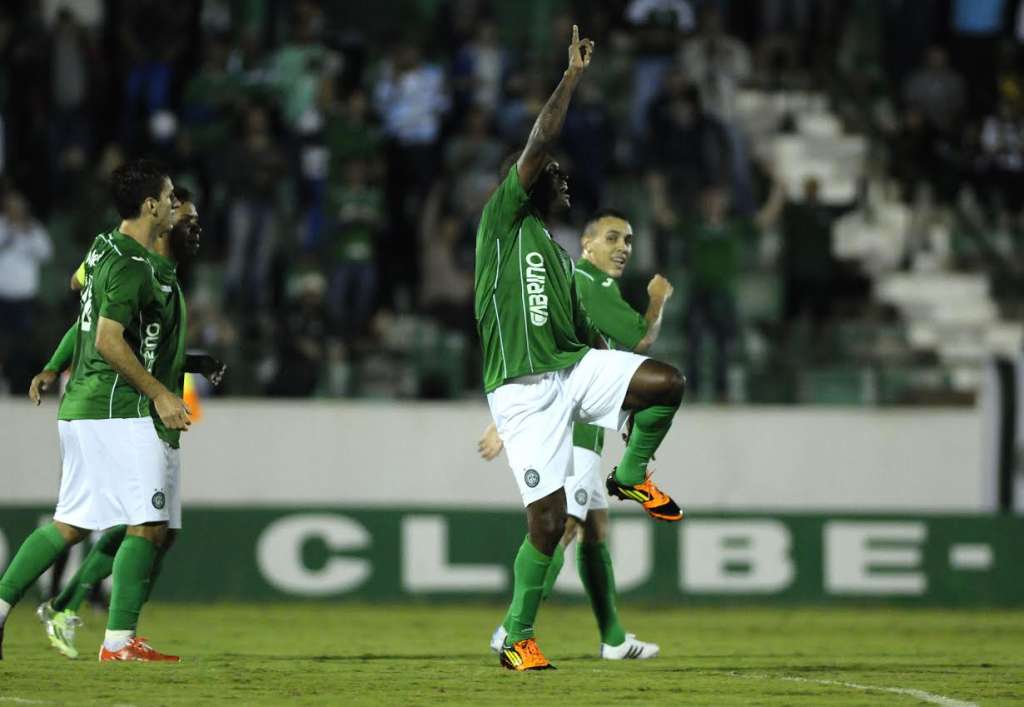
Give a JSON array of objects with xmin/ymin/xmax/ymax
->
[{"xmin": 1, "ymin": 603, "xmax": 1022, "ymax": 705}]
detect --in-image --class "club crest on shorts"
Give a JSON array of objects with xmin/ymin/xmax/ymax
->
[
  {"xmin": 575, "ymin": 488, "xmax": 588, "ymax": 506},
  {"xmin": 151, "ymin": 491, "xmax": 166, "ymax": 510},
  {"xmin": 524, "ymin": 469, "xmax": 541, "ymax": 488}
]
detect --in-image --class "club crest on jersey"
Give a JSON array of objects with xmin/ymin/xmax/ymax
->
[
  {"xmin": 151, "ymin": 491, "xmax": 166, "ymax": 510},
  {"xmin": 575, "ymin": 488, "xmax": 588, "ymax": 506},
  {"xmin": 524, "ymin": 251, "xmax": 548, "ymax": 326},
  {"xmin": 524, "ymin": 469, "xmax": 541, "ymax": 488}
]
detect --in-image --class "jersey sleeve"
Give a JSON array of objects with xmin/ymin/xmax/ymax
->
[
  {"xmin": 99, "ymin": 258, "xmax": 151, "ymax": 327},
  {"xmin": 477, "ymin": 165, "xmax": 530, "ymax": 245},
  {"xmin": 577, "ymin": 276, "xmax": 648, "ymax": 350},
  {"xmin": 43, "ymin": 323, "xmax": 78, "ymax": 372}
]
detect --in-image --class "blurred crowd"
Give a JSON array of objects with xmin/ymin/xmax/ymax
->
[{"xmin": 2, "ymin": 0, "xmax": 1024, "ymax": 402}]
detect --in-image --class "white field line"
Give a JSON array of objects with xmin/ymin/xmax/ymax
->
[
  {"xmin": 727, "ymin": 672, "xmax": 979, "ymax": 707},
  {"xmin": 0, "ymin": 698, "xmax": 51, "ymax": 705}
]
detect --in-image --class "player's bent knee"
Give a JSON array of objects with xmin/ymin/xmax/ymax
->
[{"xmin": 666, "ymin": 368, "xmax": 686, "ymax": 406}]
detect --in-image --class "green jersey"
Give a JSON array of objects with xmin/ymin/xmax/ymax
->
[
  {"xmin": 571, "ymin": 258, "xmax": 649, "ymax": 455},
  {"xmin": 475, "ymin": 166, "xmax": 596, "ymax": 393},
  {"xmin": 58, "ymin": 230, "xmax": 183, "ymax": 445},
  {"xmin": 146, "ymin": 252, "xmax": 188, "ymax": 449}
]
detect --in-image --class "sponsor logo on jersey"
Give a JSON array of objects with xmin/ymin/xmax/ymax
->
[
  {"xmin": 524, "ymin": 469, "xmax": 541, "ymax": 488},
  {"xmin": 524, "ymin": 252, "xmax": 548, "ymax": 326},
  {"xmin": 141, "ymin": 321, "xmax": 162, "ymax": 373}
]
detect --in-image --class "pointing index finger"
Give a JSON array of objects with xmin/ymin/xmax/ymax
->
[{"xmin": 572, "ymin": 24, "xmax": 579, "ymax": 44}]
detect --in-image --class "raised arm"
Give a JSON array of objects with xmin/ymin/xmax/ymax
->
[
  {"xmin": 635, "ymin": 275, "xmax": 674, "ymax": 353},
  {"xmin": 516, "ymin": 25, "xmax": 594, "ymax": 190}
]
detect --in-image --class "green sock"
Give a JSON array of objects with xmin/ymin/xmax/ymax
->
[
  {"xmin": 504, "ymin": 537, "xmax": 552, "ymax": 644},
  {"xmin": 0, "ymin": 524, "xmax": 68, "ymax": 606},
  {"xmin": 615, "ymin": 404, "xmax": 677, "ymax": 485},
  {"xmin": 142, "ymin": 546, "xmax": 168, "ymax": 604},
  {"xmin": 540, "ymin": 543, "xmax": 565, "ymax": 600},
  {"xmin": 578, "ymin": 541, "xmax": 626, "ymax": 646},
  {"xmin": 52, "ymin": 526, "xmax": 126, "ymax": 612},
  {"xmin": 501, "ymin": 542, "xmax": 565, "ymax": 630},
  {"xmin": 106, "ymin": 535, "xmax": 158, "ymax": 632}
]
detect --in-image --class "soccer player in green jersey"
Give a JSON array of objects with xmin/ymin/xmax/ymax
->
[
  {"xmin": 0, "ymin": 159, "xmax": 190, "ymax": 662},
  {"xmin": 28, "ymin": 188, "xmax": 224, "ymax": 659},
  {"xmin": 475, "ymin": 26, "xmax": 686, "ymax": 671},
  {"xmin": 483, "ymin": 210, "xmax": 673, "ymax": 660}
]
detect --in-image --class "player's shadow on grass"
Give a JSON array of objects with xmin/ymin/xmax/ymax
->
[{"xmin": 219, "ymin": 653, "xmax": 486, "ymax": 662}]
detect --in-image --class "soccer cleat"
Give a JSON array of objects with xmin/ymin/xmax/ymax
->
[
  {"xmin": 98, "ymin": 637, "xmax": 180, "ymax": 662},
  {"xmin": 606, "ymin": 470, "xmax": 683, "ymax": 521},
  {"xmin": 601, "ymin": 633, "xmax": 660, "ymax": 660},
  {"xmin": 37, "ymin": 600, "xmax": 83, "ymax": 659},
  {"xmin": 500, "ymin": 638, "xmax": 555, "ymax": 671},
  {"xmin": 490, "ymin": 624, "xmax": 508, "ymax": 654}
]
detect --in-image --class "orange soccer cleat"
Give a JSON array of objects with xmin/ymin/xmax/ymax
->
[
  {"xmin": 98, "ymin": 637, "xmax": 181, "ymax": 663},
  {"xmin": 499, "ymin": 638, "xmax": 556, "ymax": 671},
  {"xmin": 606, "ymin": 470, "xmax": 684, "ymax": 522}
]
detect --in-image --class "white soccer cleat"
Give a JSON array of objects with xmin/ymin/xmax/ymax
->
[
  {"xmin": 37, "ymin": 600, "xmax": 83, "ymax": 659},
  {"xmin": 601, "ymin": 633, "xmax": 659, "ymax": 660},
  {"xmin": 489, "ymin": 624, "xmax": 508, "ymax": 654}
]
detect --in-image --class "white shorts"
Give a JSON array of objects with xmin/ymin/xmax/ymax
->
[
  {"xmin": 55, "ymin": 418, "xmax": 182, "ymax": 530},
  {"xmin": 487, "ymin": 349, "xmax": 647, "ymax": 506},
  {"xmin": 565, "ymin": 447, "xmax": 609, "ymax": 521}
]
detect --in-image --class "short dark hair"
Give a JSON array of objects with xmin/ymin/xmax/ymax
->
[
  {"xmin": 583, "ymin": 208, "xmax": 631, "ymax": 238},
  {"xmin": 173, "ymin": 186, "xmax": 193, "ymax": 204},
  {"xmin": 110, "ymin": 159, "xmax": 169, "ymax": 219}
]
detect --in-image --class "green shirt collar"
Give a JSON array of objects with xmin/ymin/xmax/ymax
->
[{"xmin": 576, "ymin": 258, "xmax": 610, "ymax": 280}]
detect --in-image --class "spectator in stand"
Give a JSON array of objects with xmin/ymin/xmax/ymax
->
[
  {"xmin": 444, "ymin": 106, "xmax": 503, "ymax": 219},
  {"xmin": 270, "ymin": 0, "xmax": 330, "ymax": 133},
  {"xmin": 373, "ymin": 38, "xmax": 450, "ymax": 303},
  {"xmin": 680, "ymin": 5, "xmax": 755, "ymax": 214},
  {"xmin": 0, "ymin": 189, "xmax": 53, "ymax": 392},
  {"xmin": 224, "ymin": 104, "xmax": 287, "ymax": 313},
  {"xmin": 903, "ymin": 46, "xmax": 967, "ymax": 136},
  {"xmin": 781, "ymin": 176, "xmax": 841, "ymax": 329},
  {"xmin": 680, "ymin": 6, "xmax": 751, "ymax": 125},
  {"xmin": 182, "ymin": 37, "xmax": 243, "ymax": 155},
  {"xmin": 646, "ymin": 74, "xmax": 732, "ymax": 265},
  {"xmin": 451, "ymin": 20, "xmax": 507, "ymax": 115},
  {"xmin": 118, "ymin": 0, "xmax": 195, "ymax": 149},
  {"xmin": 625, "ymin": 0, "xmax": 695, "ymax": 140},
  {"xmin": 683, "ymin": 174, "xmax": 784, "ymax": 401},
  {"xmin": 325, "ymin": 88, "xmax": 384, "ymax": 169},
  {"xmin": 324, "ymin": 158, "xmax": 383, "ymax": 341},
  {"xmin": 3, "ymin": 5, "xmax": 50, "ymax": 213},
  {"xmin": 979, "ymin": 95, "xmax": 1024, "ymax": 210},
  {"xmin": 50, "ymin": 7, "xmax": 95, "ymax": 195},
  {"xmin": 419, "ymin": 183, "xmax": 475, "ymax": 334},
  {"xmin": 267, "ymin": 272, "xmax": 328, "ymax": 397}
]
